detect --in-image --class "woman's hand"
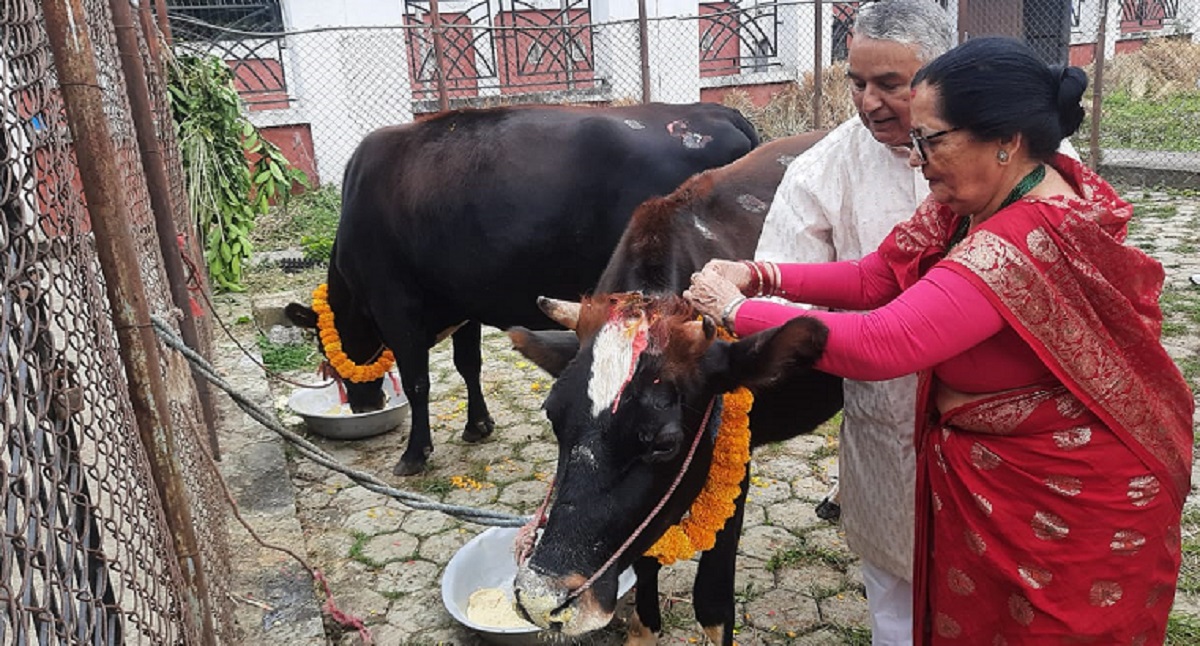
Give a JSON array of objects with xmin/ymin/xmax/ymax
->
[
  {"xmin": 698, "ymin": 259, "xmax": 755, "ymax": 295},
  {"xmin": 685, "ymin": 267, "xmax": 747, "ymax": 327}
]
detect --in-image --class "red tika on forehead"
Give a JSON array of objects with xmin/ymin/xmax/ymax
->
[{"xmin": 610, "ymin": 321, "xmax": 648, "ymax": 414}]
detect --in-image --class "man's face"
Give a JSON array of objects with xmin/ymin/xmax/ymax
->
[{"xmin": 847, "ymin": 36, "xmax": 925, "ymax": 147}]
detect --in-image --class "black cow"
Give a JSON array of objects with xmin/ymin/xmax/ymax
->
[
  {"xmin": 506, "ymin": 132, "xmax": 843, "ymax": 644},
  {"xmin": 285, "ymin": 103, "xmax": 758, "ymax": 475}
]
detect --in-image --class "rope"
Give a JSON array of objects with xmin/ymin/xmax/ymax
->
[{"xmin": 150, "ymin": 315, "xmax": 526, "ymax": 528}]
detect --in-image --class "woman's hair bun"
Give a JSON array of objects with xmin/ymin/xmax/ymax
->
[{"xmin": 1053, "ymin": 66, "xmax": 1088, "ymax": 137}]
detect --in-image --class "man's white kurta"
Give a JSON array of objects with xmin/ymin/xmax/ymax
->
[{"xmin": 755, "ymin": 117, "xmax": 927, "ymax": 582}]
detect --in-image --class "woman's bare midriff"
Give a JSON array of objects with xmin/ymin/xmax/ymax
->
[{"xmin": 935, "ymin": 383, "xmax": 996, "ymax": 417}]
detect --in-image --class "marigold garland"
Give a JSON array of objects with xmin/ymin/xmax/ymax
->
[
  {"xmin": 644, "ymin": 385, "xmax": 753, "ymax": 565},
  {"xmin": 311, "ymin": 283, "xmax": 395, "ymax": 383}
]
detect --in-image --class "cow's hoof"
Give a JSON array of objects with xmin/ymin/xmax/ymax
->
[
  {"xmin": 393, "ymin": 457, "xmax": 427, "ymax": 476},
  {"xmin": 462, "ymin": 417, "xmax": 496, "ymax": 443},
  {"xmin": 815, "ymin": 498, "xmax": 841, "ymax": 521}
]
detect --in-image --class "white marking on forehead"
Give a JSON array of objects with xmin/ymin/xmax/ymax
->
[
  {"xmin": 692, "ymin": 214, "xmax": 716, "ymax": 240},
  {"xmin": 588, "ymin": 318, "xmax": 645, "ymax": 417}
]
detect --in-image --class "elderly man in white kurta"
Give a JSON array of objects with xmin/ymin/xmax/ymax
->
[{"xmin": 754, "ymin": 2, "xmax": 953, "ymax": 643}]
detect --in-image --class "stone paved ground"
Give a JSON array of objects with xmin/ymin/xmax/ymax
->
[{"xmin": 212, "ymin": 187, "xmax": 1200, "ymax": 645}]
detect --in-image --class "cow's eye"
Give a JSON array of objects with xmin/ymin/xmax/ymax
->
[{"xmin": 645, "ymin": 421, "xmax": 683, "ymax": 462}]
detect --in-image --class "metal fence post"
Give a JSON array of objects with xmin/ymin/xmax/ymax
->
[
  {"xmin": 638, "ymin": 0, "xmax": 651, "ymax": 103},
  {"xmin": 110, "ymin": 0, "xmax": 222, "ymax": 460},
  {"xmin": 812, "ymin": 0, "xmax": 824, "ymax": 129},
  {"xmin": 430, "ymin": 0, "xmax": 452, "ymax": 112},
  {"xmin": 1090, "ymin": 0, "xmax": 1110, "ymax": 169},
  {"xmin": 43, "ymin": 0, "xmax": 217, "ymax": 642},
  {"xmin": 153, "ymin": 0, "xmax": 174, "ymax": 47}
]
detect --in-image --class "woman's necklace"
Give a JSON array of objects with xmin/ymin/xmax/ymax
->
[{"xmin": 947, "ymin": 164, "xmax": 1046, "ymax": 250}]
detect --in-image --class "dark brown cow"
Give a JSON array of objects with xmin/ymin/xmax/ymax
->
[
  {"xmin": 506, "ymin": 132, "xmax": 843, "ymax": 644},
  {"xmin": 285, "ymin": 103, "xmax": 759, "ymax": 476}
]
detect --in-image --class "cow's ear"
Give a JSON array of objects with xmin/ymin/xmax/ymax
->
[
  {"xmin": 285, "ymin": 303, "xmax": 318, "ymax": 329},
  {"xmin": 705, "ymin": 316, "xmax": 828, "ymax": 391},
  {"xmin": 508, "ymin": 327, "xmax": 580, "ymax": 378}
]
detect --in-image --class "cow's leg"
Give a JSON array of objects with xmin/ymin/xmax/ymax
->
[
  {"xmin": 392, "ymin": 340, "xmax": 434, "ymax": 476},
  {"xmin": 625, "ymin": 557, "xmax": 662, "ymax": 645},
  {"xmin": 692, "ymin": 467, "xmax": 751, "ymax": 645},
  {"xmin": 452, "ymin": 321, "xmax": 495, "ymax": 443}
]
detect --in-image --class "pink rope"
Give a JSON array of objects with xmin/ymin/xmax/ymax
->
[
  {"xmin": 515, "ymin": 480, "xmax": 556, "ymax": 566},
  {"xmin": 314, "ymin": 570, "xmax": 373, "ymax": 644}
]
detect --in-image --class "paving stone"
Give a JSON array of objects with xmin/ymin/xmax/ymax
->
[
  {"xmin": 818, "ymin": 588, "xmax": 871, "ymax": 629},
  {"xmin": 765, "ymin": 498, "xmax": 827, "ymax": 534},
  {"xmin": 362, "ymin": 531, "xmax": 420, "ymax": 563},
  {"xmin": 442, "ymin": 483, "xmax": 502, "ymax": 509},
  {"xmin": 741, "ymin": 587, "xmax": 821, "ymax": 635},
  {"xmin": 400, "ymin": 509, "xmax": 457, "ymax": 537},
  {"xmin": 383, "ymin": 589, "xmax": 457, "ymax": 634},
  {"xmin": 791, "ymin": 473, "xmax": 835, "ymax": 503},
  {"xmin": 742, "ymin": 500, "xmax": 767, "ymax": 527},
  {"xmin": 497, "ymin": 479, "xmax": 555, "ymax": 510},
  {"xmin": 733, "ymin": 558, "xmax": 775, "ymax": 599},
  {"xmin": 344, "ymin": 505, "xmax": 406, "ymax": 535},
  {"xmin": 746, "ymin": 475, "xmax": 793, "ymax": 505},
  {"xmin": 377, "ymin": 559, "xmax": 441, "ymax": 595},
  {"xmin": 776, "ymin": 565, "xmax": 849, "ymax": 599},
  {"xmin": 738, "ymin": 524, "xmax": 800, "ymax": 562},
  {"xmin": 658, "ymin": 558, "xmax": 700, "ymax": 597},
  {"xmin": 419, "ymin": 527, "xmax": 475, "ymax": 562}
]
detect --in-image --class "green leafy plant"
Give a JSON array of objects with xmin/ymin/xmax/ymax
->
[
  {"xmin": 255, "ymin": 335, "xmax": 317, "ymax": 372},
  {"xmin": 167, "ymin": 54, "xmax": 309, "ymax": 291}
]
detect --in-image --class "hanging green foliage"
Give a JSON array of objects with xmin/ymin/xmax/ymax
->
[{"xmin": 167, "ymin": 53, "xmax": 309, "ymax": 291}]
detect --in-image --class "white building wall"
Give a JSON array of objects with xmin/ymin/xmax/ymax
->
[{"xmin": 248, "ymin": 0, "xmax": 414, "ymax": 186}]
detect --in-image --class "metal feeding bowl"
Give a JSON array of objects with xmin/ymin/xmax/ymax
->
[
  {"xmin": 286, "ymin": 373, "xmax": 408, "ymax": 440},
  {"xmin": 441, "ymin": 526, "xmax": 636, "ymax": 645}
]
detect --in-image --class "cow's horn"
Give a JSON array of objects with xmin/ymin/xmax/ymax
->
[{"xmin": 537, "ymin": 296, "xmax": 581, "ymax": 330}]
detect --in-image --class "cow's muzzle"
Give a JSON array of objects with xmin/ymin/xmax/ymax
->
[{"xmin": 512, "ymin": 566, "xmax": 615, "ymax": 635}]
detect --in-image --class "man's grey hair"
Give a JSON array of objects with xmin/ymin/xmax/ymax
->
[{"xmin": 854, "ymin": 0, "xmax": 955, "ymax": 63}]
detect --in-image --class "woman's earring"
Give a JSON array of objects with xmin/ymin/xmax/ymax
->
[{"xmin": 997, "ymin": 150, "xmax": 1009, "ymax": 163}]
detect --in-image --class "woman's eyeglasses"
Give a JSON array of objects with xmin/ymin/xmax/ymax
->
[{"xmin": 909, "ymin": 127, "xmax": 960, "ymax": 163}]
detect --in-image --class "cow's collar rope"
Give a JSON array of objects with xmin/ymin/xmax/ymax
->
[
  {"xmin": 311, "ymin": 284, "xmax": 395, "ymax": 383},
  {"xmin": 645, "ymin": 385, "xmax": 752, "ymax": 565}
]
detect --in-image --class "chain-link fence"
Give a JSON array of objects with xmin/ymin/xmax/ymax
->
[
  {"xmin": 2, "ymin": 0, "xmax": 235, "ymax": 643},
  {"xmin": 167, "ymin": 0, "xmax": 1200, "ymax": 188}
]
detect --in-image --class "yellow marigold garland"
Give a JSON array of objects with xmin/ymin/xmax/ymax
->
[
  {"xmin": 644, "ymin": 385, "xmax": 753, "ymax": 565},
  {"xmin": 311, "ymin": 283, "xmax": 396, "ymax": 383}
]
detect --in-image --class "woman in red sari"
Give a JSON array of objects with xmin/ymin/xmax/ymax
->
[{"xmin": 685, "ymin": 37, "xmax": 1193, "ymax": 644}]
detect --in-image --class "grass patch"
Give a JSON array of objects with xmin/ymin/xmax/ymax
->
[
  {"xmin": 256, "ymin": 334, "xmax": 318, "ymax": 372},
  {"xmin": 824, "ymin": 624, "xmax": 873, "ymax": 645},
  {"xmin": 1178, "ymin": 507, "xmax": 1200, "ymax": 594},
  {"xmin": 1139, "ymin": 202, "xmax": 1181, "ymax": 220},
  {"xmin": 1167, "ymin": 613, "xmax": 1200, "ymax": 645},
  {"xmin": 1162, "ymin": 320, "xmax": 1190, "ymax": 337},
  {"xmin": 347, "ymin": 531, "xmax": 385, "ymax": 569},
  {"xmin": 412, "ymin": 475, "xmax": 454, "ymax": 496},
  {"xmin": 253, "ymin": 183, "xmax": 342, "ymax": 259},
  {"xmin": 766, "ymin": 538, "xmax": 856, "ymax": 573},
  {"xmin": 1085, "ymin": 90, "xmax": 1200, "ymax": 152}
]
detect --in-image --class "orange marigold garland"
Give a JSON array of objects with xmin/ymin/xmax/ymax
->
[
  {"xmin": 311, "ymin": 283, "xmax": 395, "ymax": 383},
  {"xmin": 644, "ymin": 385, "xmax": 753, "ymax": 565}
]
